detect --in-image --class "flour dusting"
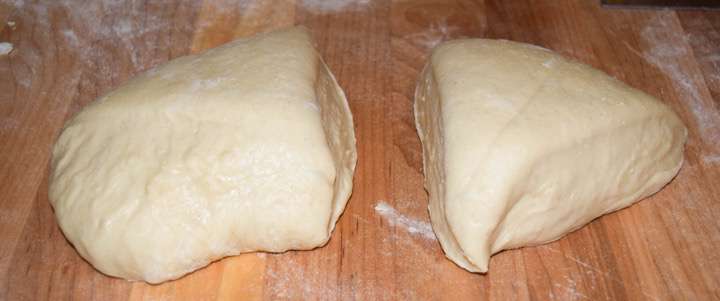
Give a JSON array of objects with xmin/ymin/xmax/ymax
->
[
  {"xmin": 300, "ymin": 0, "xmax": 370, "ymax": 13},
  {"xmin": 61, "ymin": 30, "xmax": 78, "ymax": 46},
  {"xmin": 543, "ymin": 246, "xmax": 661, "ymax": 300},
  {"xmin": 264, "ymin": 251, "xmax": 353, "ymax": 299},
  {"xmin": 10, "ymin": 0, "xmax": 23, "ymax": 8},
  {"xmin": 0, "ymin": 42, "xmax": 13, "ymax": 55},
  {"xmin": 703, "ymin": 154, "xmax": 720, "ymax": 164},
  {"xmin": 405, "ymin": 18, "xmax": 458, "ymax": 50},
  {"xmin": 374, "ymin": 201, "xmax": 435, "ymax": 240},
  {"xmin": 636, "ymin": 13, "xmax": 720, "ymax": 164},
  {"xmin": 0, "ymin": 119, "xmax": 20, "ymax": 131},
  {"xmin": 55, "ymin": 0, "xmax": 198, "ymax": 73},
  {"xmin": 266, "ymin": 256, "xmax": 330, "ymax": 299},
  {"xmin": 552, "ymin": 276, "xmax": 590, "ymax": 300}
]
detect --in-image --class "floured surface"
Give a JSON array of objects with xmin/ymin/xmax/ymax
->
[
  {"xmin": 374, "ymin": 201, "xmax": 435, "ymax": 240},
  {"xmin": 1, "ymin": 1, "xmax": 720, "ymax": 300},
  {"xmin": 631, "ymin": 12, "xmax": 720, "ymax": 164},
  {"xmin": 299, "ymin": 0, "xmax": 370, "ymax": 13},
  {"xmin": 0, "ymin": 42, "xmax": 12, "ymax": 55}
]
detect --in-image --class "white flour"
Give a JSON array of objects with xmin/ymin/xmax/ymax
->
[
  {"xmin": 0, "ymin": 42, "xmax": 12, "ymax": 55},
  {"xmin": 404, "ymin": 18, "xmax": 458, "ymax": 50},
  {"xmin": 374, "ymin": 200, "xmax": 435, "ymax": 240},
  {"xmin": 542, "ymin": 245, "xmax": 661, "ymax": 300},
  {"xmin": 265, "ymin": 254, "xmax": 341, "ymax": 299},
  {"xmin": 551, "ymin": 276, "xmax": 590, "ymax": 300},
  {"xmin": 300, "ymin": 0, "xmax": 370, "ymax": 13},
  {"xmin": 634, "ymin": 13, "xmax": 720, "ymax": 164}
]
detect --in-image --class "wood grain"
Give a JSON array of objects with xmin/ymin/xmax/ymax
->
[{"xmin": 1, "ymin": 1, "xmax": 719, "ymax": 300}]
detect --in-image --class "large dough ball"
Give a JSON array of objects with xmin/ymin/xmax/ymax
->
[
  {"xmin": 414, "ymin": 39, "xmax": 686, "ymax": 273},
  {"xmin": 49, "ymin": 27, "xmax": 356, "ymax": 283}
]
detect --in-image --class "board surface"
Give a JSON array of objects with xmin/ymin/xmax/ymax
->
[{"xmin": 1, "ymin": 1, "xmax": 719, "ymax": 300}]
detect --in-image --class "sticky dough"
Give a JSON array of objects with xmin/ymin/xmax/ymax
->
[
  {"xmin": 414, "ymin": 39, "xmax": 686, "ymax": 273},
  {"xmin": 49, "ymin": 27, "xmax": 356, "ymax": 283}
]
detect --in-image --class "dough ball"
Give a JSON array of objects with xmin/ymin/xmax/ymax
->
[
  {"xmin": 49, "ymin": 27, "xmax": 356, "ymax": 284},
  {"xmin": 414, "ymin": 39, "xmax": 686, "ymax": 273}
]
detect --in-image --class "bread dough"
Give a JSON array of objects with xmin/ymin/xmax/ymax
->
[
  {"xmin": 49, "ymin": 27, "xmax": 356, "ymax": 283},
  {"xmin": 414, "ymin": 39, "xmax": 686, "ymax": 273}
]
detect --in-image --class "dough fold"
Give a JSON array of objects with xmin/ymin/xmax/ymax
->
[
  {"xmin": 414, "ymin": 39, "xmax": 686, "ymax": 272},
  {"xmin": 49, "ymin": 27, "xmax": 356, "ymax": 283}
]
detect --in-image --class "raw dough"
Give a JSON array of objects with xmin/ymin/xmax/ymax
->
[
  {"xmin": 414, "ymin": 39, "xmax": 686, "ymax": 273},
  {"xmin": 49, "ymin": 27, "xmax": 356, "ymax": 283}
]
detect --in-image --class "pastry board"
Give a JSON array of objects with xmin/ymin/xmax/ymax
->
[{"xmin": 1, "ymin": 0, "xmax": 719, "ymax": 300}]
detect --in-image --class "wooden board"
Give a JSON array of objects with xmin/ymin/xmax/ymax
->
[{"xmin": 1, "ymin": 1, "xmax": 719, "ymax": 300}]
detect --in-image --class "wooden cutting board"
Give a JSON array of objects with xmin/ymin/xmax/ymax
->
[{"xmin": 1, "ymin": 1, "xmax": 719, "ymax": 300}]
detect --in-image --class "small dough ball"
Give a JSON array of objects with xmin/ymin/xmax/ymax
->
[
  {"xmin": 414, "ymin": 39, "xmax": 686, "ymax": 273},
  {"xmin": 49, "ymin": 27, "xmax": 356, "ymax": 284}
]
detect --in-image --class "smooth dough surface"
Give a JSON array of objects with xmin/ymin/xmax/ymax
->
[
  {"xmin": 414, "ymin": 39, "xmax": 686, "ymax": 273},
  {"xmin": 49, "ymin": 27, "xmax": 356, "ymax": 284}
]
